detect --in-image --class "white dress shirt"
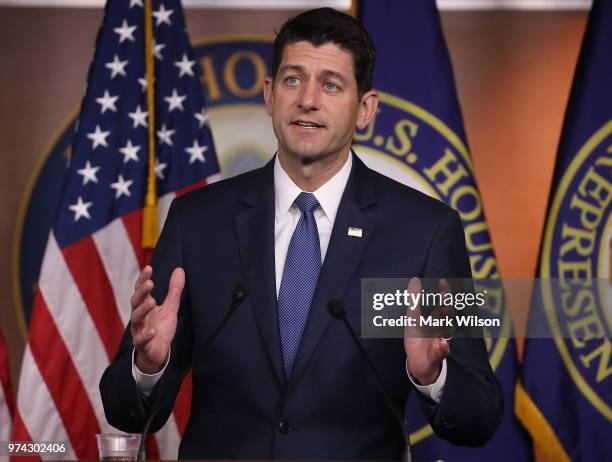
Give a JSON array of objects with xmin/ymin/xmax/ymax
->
[
  {"xmin": 273, "ymin": 152, "xmax": 351, "ymax": 294},
  {"xmin": 133, "ymin": 152, "xmax": 446, "ymax": 402}
]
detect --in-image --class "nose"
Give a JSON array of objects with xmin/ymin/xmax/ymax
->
[{"xmin": 297, "ymin": 80, "xmax": 320, "ymax": 111}]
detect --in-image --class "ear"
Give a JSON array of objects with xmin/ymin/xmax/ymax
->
[
  {"xmin": 356, "ymin": 90, "xmax": 379, "ymax": 130},
  {"xmin": 263, "ymin": 76, "xmax": 274, "ymax": 117}
]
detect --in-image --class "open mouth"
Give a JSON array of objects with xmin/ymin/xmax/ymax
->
[{"xmin": 291, "ymin": 120, "xmax": 324, "ymax": 129}]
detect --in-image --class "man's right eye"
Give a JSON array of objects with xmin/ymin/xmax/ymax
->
[{"xmin": 285, "ymin": 76, "xmax": 299, "ymax": 85}]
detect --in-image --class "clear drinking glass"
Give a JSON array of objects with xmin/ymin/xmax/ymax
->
[{"xmin": 95, "ymin": 433, "xmax": 141, "ymax": 460}]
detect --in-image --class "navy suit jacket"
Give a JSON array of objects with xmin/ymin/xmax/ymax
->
[{"xmin": 100, "ymin": 154, "xmax": 502, "ymax": 460}]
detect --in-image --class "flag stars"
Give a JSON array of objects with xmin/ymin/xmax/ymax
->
[
  {"xmin": 129, "ymin": 0, "xmax": 143, "ymax": 7},
  {"xmin": 76, "ymin": 161, "xmax": 100, "ymax": 185},
  {"xmin": 153, "ymin": 4, "xmax": 174, "ymax": 26},
  {"xmin": 128, "ymin": 105, "xmax": 148, "ymax": 128},
  {"xmin": 138, "ymin": 77, "xmax": 147, "ymax": 92},
  {"xmin": 95, "ymin": 90, "xmax": 119, "ymax": 114},
  {"xmin": 194, "ymin": 109, "xmax": 209, "ymax": 128},
  {"xmin": 87, "ymin": 125, "xmax": 111, "ymax": 149},
  {"xmin": 113, "ymin": 20, "xmax": 137, "ymax": 43},
  {"xmin": 185, "ymin": 140, "xmax": 208, "ymax": 164},
  {"xmin": 110, "ymin": 174, "xmax": 133, "ymax": 199},
  {"xmin": 165, "ymin": 89, "xmax": 187, "ymax": 112},
  {"xmin": 157, "ymin": 124, "xmax": 176, "ymax": 146},
  {"xmin": 138, "ymin": 77, "xmax": 155, "ymax": 92},
  {"xmin": 155, "ymin": 158, "xmax": 168, "ymax": 180},
  {"xmin": 119, "ymin": 140, "xmax": 141, "ymax": 163},
  {"xmin": 153, "ymin": 41, "xmax": 166, "ymax": 60},
  {"xmin": 174, "ymin": 54, "xmax": 195, "ymax": 77},
  {"xmin": 69, "ymin": 196, "xmax": 93, "ymax": 221},
  {"xmin": 105, "ymin": 54, "xmax": 128, "ymax": 78}
]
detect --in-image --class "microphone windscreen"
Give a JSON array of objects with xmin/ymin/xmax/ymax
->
[
  {"xmin": 232, "ymin": 282, "xmax": 249, "ymax": 301},
  {"xmin": 327, "ymin": 299, "xmax": 345, "ymax": 319}
]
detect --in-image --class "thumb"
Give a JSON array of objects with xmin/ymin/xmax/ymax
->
[
  {"xmin": 435, "ymin": 338, "xmax": 451, "ymax": 361},
  {"xmin": 163, "ymin": 267, "xmax": 185, "ymax": 312}
]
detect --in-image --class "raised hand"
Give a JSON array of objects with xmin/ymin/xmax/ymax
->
[
  {"xmin": 404, "ymin": 277, "xmax": 452, "ymax": 385},
  {"xmin": 130, "ymin": 265, "xmax": 185, "ymax": 374}
]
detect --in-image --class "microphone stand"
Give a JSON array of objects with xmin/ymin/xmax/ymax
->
[
  {"xmin": 327, "ymin": 299, "xmax": 412, "ymax": 462},
  {"xmin": 137, "ymin": 282, "xmax": 249, "ymax": 460}
]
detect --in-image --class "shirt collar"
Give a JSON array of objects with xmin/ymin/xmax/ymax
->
[{"xmin": 274, "ymin": 151, "xmax": 353, "ymax": 223}]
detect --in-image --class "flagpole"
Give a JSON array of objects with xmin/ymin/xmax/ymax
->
[
  {"xmin": 349, "ymin": 0, "xmax": 357, "ymax": 18},
  {"xmin": 142, "ymin": 0, "xmax": 158, "ymax": 248}
]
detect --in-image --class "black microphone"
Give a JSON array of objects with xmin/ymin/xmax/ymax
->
[
  {"xmin": 327, "ymin": 299, "xmax": 412, "ymax": 462},
  {"xmin": 137, "ymin": 282, "xmax": 249, "ymax": 460},
  {"xmin": 202, "ymin": 282, "xmax": 249, "ymax": 351}
]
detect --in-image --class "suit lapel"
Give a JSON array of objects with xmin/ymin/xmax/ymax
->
[
  {"xmin": 289, "ymin": 154, "xmax": 377, "ymax": 385},
  {"xmin": 234, "ymin": 160, "xmax": 285, "ymax": 387}
]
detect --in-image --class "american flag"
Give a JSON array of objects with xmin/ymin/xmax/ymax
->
[
  {"xmin": 0, "ymin": 329, "xmax": 14, "ymax": 442},
  {"xmin": 11, "ymin": 0, "xmax": 220, "ymax": 459}
]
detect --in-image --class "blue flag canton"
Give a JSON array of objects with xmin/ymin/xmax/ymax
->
[{"xmin": 54, "ymin": 0, "xmax": 219, "ymax": 249}]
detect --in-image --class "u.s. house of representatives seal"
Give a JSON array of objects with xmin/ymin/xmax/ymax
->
[{"xmin": 540, "ymin": 120, "xmax": 612, "ymax": 422}]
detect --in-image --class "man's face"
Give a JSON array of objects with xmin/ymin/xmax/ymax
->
[{"xmin": 264, "ymin": 41, "xmax": 376, "ymax": 165}]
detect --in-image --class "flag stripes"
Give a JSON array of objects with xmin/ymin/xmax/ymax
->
[
  {"xmin": 92, "ymin": 220, "xmax": 142, "ymax": 328},
  {"xmin": 14, "ymin": 347, "xmax": 76, "ymax": 459},
  {"xmin": 13, "ymin": 198, "xmax": 193, "ymax": 459},
  {"xmin": 0, "ymin": 330, "xmax": 14, "ymax": 442},
  {"xmin": 63, "ymin": 237, "xmax": 126, "ymax": 359}
]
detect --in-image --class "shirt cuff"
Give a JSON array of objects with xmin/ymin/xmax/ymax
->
[
  {"xmin": 131, "ymin": 348, "xmax": 170, "ymax": 396},
  {"xmin": 405, "ymin": 358, "xmax": 447, "ymax": 403}
]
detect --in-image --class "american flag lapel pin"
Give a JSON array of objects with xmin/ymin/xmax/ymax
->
[{"xmin": 347, "ymin": 226, "xmax": 363, "ymax": 238}]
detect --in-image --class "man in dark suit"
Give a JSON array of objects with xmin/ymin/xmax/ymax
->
[{"xmin": 100, "ymin": 8, "xmax": 502, "ymax": 460}]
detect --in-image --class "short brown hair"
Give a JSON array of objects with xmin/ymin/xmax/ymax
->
[{"xmin": 271, "ymin": 8, "xmax": 376, "ymax": 98}]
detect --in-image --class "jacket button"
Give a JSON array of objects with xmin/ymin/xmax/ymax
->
[
  {"xmin": 441, "ymin": 418, "xmax": 454, "ymax": 430},
  {"xmin": 277, "ymin": 419, "xmax": 292, "ymax": 434}
]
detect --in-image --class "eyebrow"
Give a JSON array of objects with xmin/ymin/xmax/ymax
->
[
  {"xmin": 320, "ymin": 70, "xmax": 347, "ymax": 84},
  {"xmin": 278, "ymin": 65, "xmax": 348, "ymax": 84},
  {"xmin": 278, "ymin": 64, "xmax": 306, "ymax": 75}
]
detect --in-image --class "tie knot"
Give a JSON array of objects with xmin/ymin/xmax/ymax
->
[{"xmin": 294, "ymin": 192, "xmax": 319, "ymax": 214}]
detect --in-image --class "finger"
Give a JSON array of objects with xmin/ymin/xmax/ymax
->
[
  {"xmin": 163, "ymin": 267, "xmax": 185, "ymax": 313},
  {"xmin": 434, "ymin": 278, "xmax": 457, "ymax": 337},
  {"xmin": 134, "ymin": 265, "xmax": 153, "ymax": 291},
  {"xmin": 438, "ymin": 278, "xmax": 451, "ymax": 295},
  {"xmin": 131, "ymin": 296, "xmax": 157, "ymax": 327},
  {"xmin": 131, "ymin": 279, "xmax": 154, "ymax": 309},
  {"xmin": 406, "ymin": 276, "xmax": 422, "ymax": 315},
  {"xmin": 133, "ymin": 327, "xmax": 156, "ymax": 350},
  {"xmin": 404, "ymin": 277, "xmax": 423, "ymax": 339}
]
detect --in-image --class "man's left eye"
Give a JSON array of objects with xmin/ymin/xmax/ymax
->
[{"xmin": 324, "ymin": 82, "xmax": 338, "ymax": 91}]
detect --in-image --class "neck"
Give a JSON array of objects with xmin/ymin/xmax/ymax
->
[{"xmin": 277, "ymin": 150, "xmax": 349, "ymax": 192}]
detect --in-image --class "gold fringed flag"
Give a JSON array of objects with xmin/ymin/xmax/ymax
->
[{"xmin": 517, "ymin": 1, "xmax": 612, "ymax": 460}]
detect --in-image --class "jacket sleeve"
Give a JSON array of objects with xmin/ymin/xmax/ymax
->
[
  {"xmin": 413, "ymin": 208, "xmax": 503, "ymax": 446},
  {"xmin": 99, "ymin": 199, "xmax": 193, "ymax": 433}
]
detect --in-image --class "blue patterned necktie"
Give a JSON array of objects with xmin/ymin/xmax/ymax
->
[{"xmin": 277, "ymin": 192, "xmax": 321, "ymax": 379}]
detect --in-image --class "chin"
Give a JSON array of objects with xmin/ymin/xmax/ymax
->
[{"xmin": 286, "ymin": 144, "xmax": 327, "ymax": 162}]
